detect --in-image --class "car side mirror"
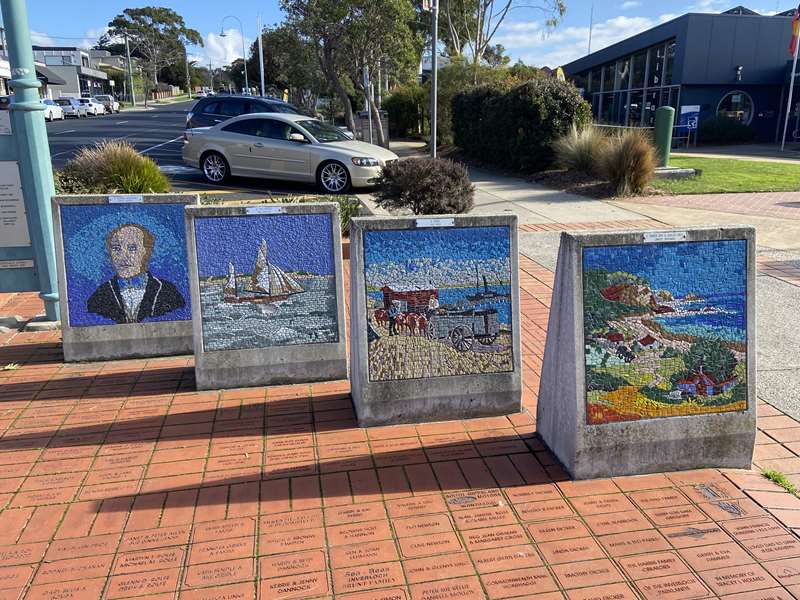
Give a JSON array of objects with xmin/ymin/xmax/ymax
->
[{"xmin": 288, "ymin": 132, "xmax": 307, "ymax": 143}]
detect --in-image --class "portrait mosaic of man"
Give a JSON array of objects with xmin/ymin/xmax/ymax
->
[{"xmin": 60, "ymin": 204, "xmax": 191, "ymax": 327}]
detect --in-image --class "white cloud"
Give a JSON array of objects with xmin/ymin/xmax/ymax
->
[
  {"xmin": 192, "ymin": 29, "xmax": 252, "ymax": 68},
  {"xmin": 30, "ymin": 27, "xmax": 108, "ymax": 50},
  {"xmin": 498, "ymin": 14, "xmax": 674, "ymax": 67},
  {"xmin": 688, "ymin": 0, "xmax": 728, "ymax": 11},
  {"xmin": 30, "ymin": 31, "xmax": 57, "ymax": 46},
  {"xmin": 621, "ymin": 1, "xmax": 641, "ymax": 8}
]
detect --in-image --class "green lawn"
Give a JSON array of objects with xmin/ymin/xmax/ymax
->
[{"xmin": 651, "ymin": 156, "xmax": 800, "ymax": 194}]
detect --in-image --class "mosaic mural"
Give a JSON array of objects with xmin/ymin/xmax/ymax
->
[
  {"xmin": 60, "ymin": 204, "xmax": 190, "ymax": 327},
  {"xmin": 363, "ymin": 226, "xmax": 514, "ymax": 381},
  {"xmin": 582, "ymin": 240, "xmax": 748, "ymax": 424},
  {"xmin": 193, "ymin": 213, "xmax": 338, "ymax": 352}
]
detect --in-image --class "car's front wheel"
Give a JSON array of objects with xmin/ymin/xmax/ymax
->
[
  {"xmin": 317, "ymin": 161, "xmax": 351, "ymax": 194},
  {"xmin": 201, "ymin": 151, "xmax": 230, "ymax": 183}
]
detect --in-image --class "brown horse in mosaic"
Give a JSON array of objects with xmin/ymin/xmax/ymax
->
[{"xmin": 374, "ymin": 309, "xmax": 389, "ymax": 328}]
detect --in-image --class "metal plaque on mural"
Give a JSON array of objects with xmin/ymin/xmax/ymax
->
[{"xmin": 0, "ymin": 161, "xmax": 31, "ymax": 248}]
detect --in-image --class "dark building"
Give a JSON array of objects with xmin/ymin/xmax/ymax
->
[{"xmin": 563, "ymin": 6, "xmax": 800, "ymax": 142}]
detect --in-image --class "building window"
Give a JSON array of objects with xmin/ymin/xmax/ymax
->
[
  {"xmin": 717, "ymin": 90, "xmax": 753, "ymax": 125},
  {"xmin": 589, "ymin": 68, "xmax": 601, "ymax": 93},
  {"xmin": 664, "ymin": 41, "xmax": 676, "ymax": 86},
  {"xmin": 647, "ymin": 44, "xmax": 665, "ymax": 87},
  {"xmin": 602, "ymin": 63, "xmax": 615, "ymax": 92},
  {"xmin": 631, "ymin": 51, "xmax": 646, "ymax": 88},
  {"xmin": 615, "ymin": 58, "xmax": 630, "ymax": 91}
]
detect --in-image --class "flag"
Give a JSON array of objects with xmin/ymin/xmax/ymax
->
[{"xmin": 790, "ymin": 5, "xmax": 800, "ymax": 56}]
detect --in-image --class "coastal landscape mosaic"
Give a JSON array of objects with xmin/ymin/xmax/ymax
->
[
  {"xmin": 363, "ymin": 226, "xmax": 514, "ymax": 381},
  {"xmin": 193, "ymin": 213, "xmax": 338, "ymax": 352},
  {"xmin": 582, "ymin": 239, "xmax": 748, "ymax": 424}
]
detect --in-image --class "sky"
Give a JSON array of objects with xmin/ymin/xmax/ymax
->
[{"xmin": 10, "ymin": 0, "xmax": 800, "ymax": 69}]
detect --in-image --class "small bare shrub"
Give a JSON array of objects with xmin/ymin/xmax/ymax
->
[{"xmin": 375, "ymin": 157, "xmax": 474, "ymax": 215}]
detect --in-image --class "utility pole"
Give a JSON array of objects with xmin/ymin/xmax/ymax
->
[
  {"xmin": 257, "ymin": 14, "xmax": 265, "ymax": 97},
  {"xmin": 184, "ymin": 46, "xmax": 191, "ymax": 96},
  {"xmin": 0, "ymin": 0, "xmax": 59, "ymax": 321},
  {"xmin": 430, "ymin": 0, "xmax": 439, "ymax": 158},
  {"xmin": 124, "ymin": 32, "xmax": 136, "ymax": 106},
  {"xmin": 209, "ymin": 62, "xmax": 214, "ymax": 91},
  {"xmin": 587, "ymin": 3, "xmax": 594, "ymax": 55}
]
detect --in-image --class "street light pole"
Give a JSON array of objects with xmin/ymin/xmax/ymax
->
[
  {"xmin": 430, "ymin": 0, "xmax": 439, "ymax": 158},
  {"xmin": 220, "ymin": 15, "xmax": 248, "ymax": 94},
  {"xmin": 0, "ymin": 0, "xmax": 59, "ymax": 321},
  {"xmin": 124, "ymin": 32, "xmax": 136, "ymax": 106},
  {"xmin": 257, "ymin": 14, "xmax": 265, "ymax": 97}
]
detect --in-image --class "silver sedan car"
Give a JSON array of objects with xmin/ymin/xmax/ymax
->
[{"xmin": 182, "ymin": 113, "xmax": 398, "ymax": 193}]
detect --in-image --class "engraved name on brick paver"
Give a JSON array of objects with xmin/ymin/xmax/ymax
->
[
  {"xmin": 403, "ymin": 553, "xmax": 475, "ymax": 584},
  {"xmin": 410, "ymin": 575, "xmax": 485, "ymax": 600},
  {"xmin": 260, "ymin": 550, "xmax": 327, "ymax": 577},
  {"xmin": 260, "ymin": 529, "xmax": 325, "ymax": 555},
  {"xmin": 260, "ymin": 571, "xmax": 329, "ymax": 600},
  {"xmin": 551, "ymin": 559, "xmax": 623, "ymax": 589},
  {"xmin": 444, "ymin": 489, "xmax": 504, "ymax": 510},
  {"xmin": 27, "ymin": 579, "xmax": 106, "ymax": 600},
  {"xmin": 260, "ymin": 510, "xmax": 323, "ymax": 532},
  {"xmin": 114, "ymin": 547, "xmax": 184, "ymax": 574},
  {"xmin": 46, "ymin": 535, "xmax": 119, "ymax": 560},
  {"xmin": 333, "ymin": 562, "xmax": 405, "ymax": 594},
  {"xmin": 462, "ymin": 525, "xmax": 528, "ymax": 551},
  {"xmin": 265, "ymin": 448, "xmax": 316, "ymax": 465},
  {"xmin": 539, "ymin": 538, "xmax": 606, "ymax": 565},
  {"xmin": 635, "ymin": 573, "xmax": 710, "ymax": 600},
  {"xmin": 399, "ymin": 532, "xmax": 463, "ymax": 558},
  {"xmin": 526, "ymin": 519, "xmax": 591, "ymax": 543},
  {"xmin": 481, "ymin": 566, "xmax": 559, "ymax": 597},
  {"xmin": 503, "ymin": 484, "xmax": 561, "ymax": 505},
  {"xmin": 618, "ymin": 551, "xmax": 691, "ymax": 580},
  {"xmin": 119, "ymin": 525, "xmax": 190, "ymax": 551},
  {"xmin": 327, "ymin": 521, "xmax": 393, "ymax": 546},
  {"xmin": 722, "ymin": 517, "xmax": 787, "ymax": 541},
  {"xmin": 337, "ymin": 587, "xmax": 409, "ymax": 600},
  {"xmin": 453, "ymin": 506, "xmax": 517, "ymax": 530},
  {"xmin": 0, "ymin": 565, "xmax": 34, "ymax": 589},
  {"xmin": 584, "ymin": 510, "xmax": 652, "ymax": 536},
  {"xmin": 678, "ymin": 542, "xmax": 755, "ymax": 571},
  {"xmin": 107, "ymin": 568, "xmax": 180, "ymax": 598},
  {"xmin": 680, "ymin": 481, "xmax": 744, "ymax": 503},
  {"xmin": 699, "ymin": 564, "xmax": 778, "ymax": 595},
  {"xmin": 600, "ymin": 530, "xmax": 671, "ymax": 557},
  {"xmin": 325, "ymin": 503, "xmax": 387, "ymax": 525},
  {"xmin": 571, "ymin": 494, "xmax": 635, "ymax": 516},
  {"xmin": 566, "ymin": 582, "xmax": 638, "ymax": 600},
  {"xmin": 514, "ymin": 499, "xmax": 574, "ymax": 522},
  {"xmin": 629, "ymin": 489, "xmax": 690, "ymax": 510},
  {"xmin": 190, "ymin": 537, "xmax": 254, "ymax": 564},
  {"xmin": 386, "ymin": 496, "xmax": 449, "ymax": 518},
  {"xmin": 764, "ymin": 557, "xmax": 800, "ymax": 585},
  {"xmin": 184, "ymin": 558, "xmax": 253, "ymax": 587},
  {"xmin": 394, "ymin": 514, "xmax": 454, "ymax": 537},
  {"xmin": 180, "ymin": 581, "xmax": 255, "ymax": 600},
  {"xmin": 425, "ymin": 445, "xmax": 479, "ymax": 462},
  {"xmin": 742, "ymin": 535, "xmax": 800, "ymax": 560},
  {"xmin": 644, "ymin": 506, "xmax": 709, "ymax": 526},
  {"xmin": 32, "ymin": 555, "xmax": 113, "ymax": 584},
  {"xmin": 470, "ymin": 545, "xmax": 542, "ymax": 574},
  {"xmin": 330, "ymin": 540, "xmax": 398, "ymax": 568}
]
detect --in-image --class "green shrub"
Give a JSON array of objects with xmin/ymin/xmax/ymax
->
[
  {"xmin": 452, "ymin": 78, "xmax": 592, "ymax": 172},
  {"xmin": 553, "ymin": 125, "xmax": 608, "ymax": 174},
  {"xmin": 375, "ymin": 157, "xmax": 474, "ymax": 215},
  {"xmin": 57, "ymin": 140, "xmax": 170, "ymax": 194},
  {"xmin": 383, "ymin": 84, "xmax": 426, "ymax": 138},
  {"xmin": 698, "ymin": 115, "xmax": 755, "ymax": 145},
  {"xmin": 599, "ymin": 129, "xmax": 657, "ymax": 196}
]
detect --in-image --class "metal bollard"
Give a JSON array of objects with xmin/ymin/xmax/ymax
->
[{"xmin": 654, "ymin": 106, "xmax": 675, "ymax": 168}]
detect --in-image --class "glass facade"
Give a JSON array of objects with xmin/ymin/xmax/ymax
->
[{"xmin": 575, "ymin": 38, "xmax": 679, "ymax": 127}]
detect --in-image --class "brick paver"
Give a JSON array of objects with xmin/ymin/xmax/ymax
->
[
  {"xmin": 1, "ymin": 238, "xmax": 800, "ymax": 599},
  {"xmin": 623, "ymin": 191, "xmax": 800, "ymax": 221}
]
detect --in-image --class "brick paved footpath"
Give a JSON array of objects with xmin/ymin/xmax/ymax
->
[{"xmin": 2, "ymin": 223, "xmax": 800, "ymax": 600}]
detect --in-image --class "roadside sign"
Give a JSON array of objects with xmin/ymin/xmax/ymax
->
[{"xmin": 678, "ymin": 105, "xmax": 700, "ymax": 130}]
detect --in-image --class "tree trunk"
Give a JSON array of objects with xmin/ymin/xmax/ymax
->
[
  {"xmin": 320, "ymin": 46, "xmax": 356, "ymax": 134},
  {"xmin": 368, "ymin": 90, "xmax": 386, "ymax": 147}
]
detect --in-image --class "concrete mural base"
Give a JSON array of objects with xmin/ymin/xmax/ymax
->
[
  {"xmin": 537, "ymin": 227, "xmax": 757, "ymax": 479},
  {"xmin": 185, "ymin": 203, "xmax": 348, "ymax": 390},
  {"xmin": 53, "ymin": 194, "xmax": 199, "ymax": 362},
  {"xmin": 349, "ymin": 215, "xmax": 522, "ymax": 426}
]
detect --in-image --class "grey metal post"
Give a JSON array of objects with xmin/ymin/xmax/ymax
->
[
  {"xmin": 257, "ymin": 14, "xmax": 265, "ymax": 97},
  {"xmin": 124, "ymin": 33, "xmax": 136, "ymax": 106},
  {"xmin": 430, "ymin": 0, "xmax": 438, "ymax": 158}
]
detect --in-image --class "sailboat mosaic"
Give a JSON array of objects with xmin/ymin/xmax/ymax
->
[{"xmin": 193, "ymin": 213, "xmax": 339, "ymax": 352}]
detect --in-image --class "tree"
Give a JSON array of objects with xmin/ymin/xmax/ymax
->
[
  {"xmin": 442, "ymin": 0, "xmax": 566, "ymax": 80},
  {"xmin": 682, "ymin": 339, "xmax": 738, "ymax": 383},
  {"xmin": 108, "ymin": 7, "xmax": 203, "ymax": 97}
]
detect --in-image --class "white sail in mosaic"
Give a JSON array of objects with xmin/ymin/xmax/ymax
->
[
  {"xmin": 251, "ymin": 239, "xmax": 304, "ymax": 298},
  {"xmin": 223, "ymin": 262, "xmax": 237, "ymax": 300}
]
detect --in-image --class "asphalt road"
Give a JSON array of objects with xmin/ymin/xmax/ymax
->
[{"xmin": 46, "ymin": 99, "xmax": 325, "ymax": 198}]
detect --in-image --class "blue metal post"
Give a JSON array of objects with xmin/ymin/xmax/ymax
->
[{"xmin": 1, "ymin": 0, "xmax": 59, "ymax": 320}]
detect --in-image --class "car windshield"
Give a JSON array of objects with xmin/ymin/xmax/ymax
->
[
  {"xmin": 96, "ymin": 95, "xmax": 110, "ymax": 101},
  {"xmin": 258, "ymin": 100, "xmax": 298, "ymax": 114},
  {"xmin": 297, "ymin": 119, "xmax": 350, "ymax": 143},
  {"xmin": 55, "ymin": 99, "xmax": 71, "ymax": 106}
]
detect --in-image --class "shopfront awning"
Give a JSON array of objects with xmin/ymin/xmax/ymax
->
[{"xmin": 35, "ymin": 66, "xmax": 67, "ymax": 86}]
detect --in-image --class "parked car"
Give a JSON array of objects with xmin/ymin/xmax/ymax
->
[
  {"xmin": 78, "ymin": 97, "xmax": 106, "ymax": 116},
  {"xmin": 186, "ymin": 95, "xmax": 303, "ymax": 129},
  {"xmin": 41, "ymin": 98, "xmax": 65, "ymax": 121},
  {"xmin": 55, "ymin": 97, "xmax": 88, "ymax": 118},
  {"xmin": 94, "ymin": 94, "xmax": 120, "ymax": 114},
  {"xmin": 182, "ymin": 112, "xmax": 398, "ymax": 193}
]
